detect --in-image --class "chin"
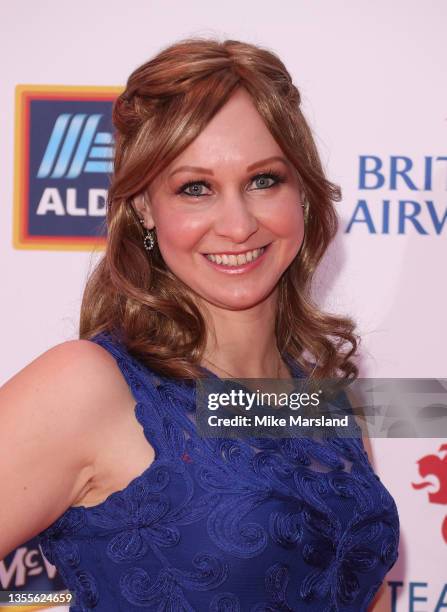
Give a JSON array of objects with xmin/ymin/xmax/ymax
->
[{"xmin": 205, "ymin": 289, "xmax": 276, "ymax": 311}]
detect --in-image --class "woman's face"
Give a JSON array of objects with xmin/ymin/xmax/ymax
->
[{"xmin": 136, "ymin": 87, "xmax": 304, "ymax": 312}]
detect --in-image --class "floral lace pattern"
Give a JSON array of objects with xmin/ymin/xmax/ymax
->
[{"xmin": 38, "ymin": 332, "xmax": 399, "ymax": 611}]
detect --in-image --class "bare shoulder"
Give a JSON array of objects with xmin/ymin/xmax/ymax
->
[
  {"xmin": 0, "ymin": 338, "xmax": 133, "ymax": 559},
  {"xmin": 1, "ymin": 337, "xmax": 131, "ymax": 416}
]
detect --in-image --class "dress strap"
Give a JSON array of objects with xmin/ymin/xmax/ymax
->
[
  {"xmin": 88, "ymin": 331, "xmax": 177, "ymax": 457},
  {"xmin": 89, "ymin": 331, "xmax": 163, "ymax": 404},
  {"xmin": 87, "ymin": 331, "xmax": 199, "ymax": 462}
]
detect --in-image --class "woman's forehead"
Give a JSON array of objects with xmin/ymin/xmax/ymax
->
[{"xmin": 162, "ymin": 96, "xmax": 284, "ymax": 177}]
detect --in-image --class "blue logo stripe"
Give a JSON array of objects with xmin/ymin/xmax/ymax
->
[
  {"xmin": 66, "ymin": 114, "xmax": 102, "ymax": 179},
  {"xmin": 89, "ymin": 146, "xmax": 114, "ymax": 159},
  {"xmin": 51, "ymin": 114, "xmax": 86, "ymax": 178},
  {"xmin": 94, "ymin": 132, "xmax": 113, "ymax": 144},
  {"xmin": 84, "ymin": 161, "xmax": 114, "ymax": 173},
  {"xmin": 36, "ymin": 113, "xmax": 72, "ymax": 178}
]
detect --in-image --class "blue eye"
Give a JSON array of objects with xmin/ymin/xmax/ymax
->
[
  {"xmin": 177, "ymin": 170, "xmax": 286, "ymax": 198},
  {"xmin": 250, "ymin": 170, "xmax": 287, "ymax": 190},
  {"xmin": 252, "ymin": 174, "xmax": 277, "ymax": 189},
  {"xmin": 179, "ymin": 181, "xmax": 212, "ymax": 197}
]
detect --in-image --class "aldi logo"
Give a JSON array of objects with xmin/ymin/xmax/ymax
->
[{"xmin": 14, "ymin": 85, "xmax": 122, "ymax": 250}]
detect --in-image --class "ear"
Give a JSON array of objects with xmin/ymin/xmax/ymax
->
[{"xmin": 132, "ymin": 192, "xmax": 155, "ymax": 229}]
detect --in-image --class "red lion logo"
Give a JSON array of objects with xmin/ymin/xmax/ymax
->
[{"xmin": 412, "ymin": 443, "xmax": 447, "ymax": 544}]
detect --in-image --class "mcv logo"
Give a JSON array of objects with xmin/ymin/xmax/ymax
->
[{"xmin": 37, "ymin": 113, "xmax": 114, "ymax": 179}]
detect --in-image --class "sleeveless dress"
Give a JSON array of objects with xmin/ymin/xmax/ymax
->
[{"xmin": 37, "ymin": 332, "xmax": 400, "ymax": 611}]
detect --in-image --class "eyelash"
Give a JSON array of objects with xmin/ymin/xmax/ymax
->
[{"xmin": 176, "ymin": 169, "xmax": 287, "ymax": 198}]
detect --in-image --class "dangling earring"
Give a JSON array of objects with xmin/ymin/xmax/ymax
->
[
  {"xmin": 139, "ymin": 218, "xmax": 156, "ymax": 251},
  {"xmin": 301, "ymin": 198, "xmax": 309, "ymax": 220}
]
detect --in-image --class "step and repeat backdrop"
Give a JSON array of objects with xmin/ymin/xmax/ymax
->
[{"xmin": 1, "ymin": 1, "xmax": 446, "ymax": 610}]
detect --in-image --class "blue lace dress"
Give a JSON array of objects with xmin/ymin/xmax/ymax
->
[{"xmin": 37, "ymin": 332, "xmax": 399, "ymax": 611}]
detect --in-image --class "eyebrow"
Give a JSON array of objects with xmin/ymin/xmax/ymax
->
[{"xmin": 169, "ymin": 156, "xmax": 291, "ymax": 177}]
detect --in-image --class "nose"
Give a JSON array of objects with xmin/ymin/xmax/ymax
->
[{"xmin": 212, "ymin": 193, "xmax": 259, "ymax": 244}]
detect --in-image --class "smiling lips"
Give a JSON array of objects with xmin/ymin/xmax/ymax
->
[{"xmin": 205, "ymin": 246, "xmax": 266, "ymax": 267}]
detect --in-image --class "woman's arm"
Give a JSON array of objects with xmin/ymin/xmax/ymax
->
[
  {"xmin": 369, "ymin": 582, "xmax": 390, "ymax": 611},
  {"xmin": 363, "ymin": 434, "xmax": 393, "ymax": 612},
  {"xmin": 0, "ymin": 340, "xmax": 114, "ymax": 560}
]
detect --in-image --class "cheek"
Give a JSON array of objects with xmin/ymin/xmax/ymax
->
[
  {"xmin": 270, "ymin": 201, "xmax": 304, "ymax": 239},
  {"xmin": 156, "ymin": 212, "xmax": 208, "ymax": 254}
]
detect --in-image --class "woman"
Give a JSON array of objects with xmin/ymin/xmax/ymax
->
[{"xmin": 0, "ymin": 38, "xmax": 399, "ymax": 610}]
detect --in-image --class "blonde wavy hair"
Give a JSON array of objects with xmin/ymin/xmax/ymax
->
[{"xmin": 79, "ymin": 37, "xmax": 359, "ymax": 381}]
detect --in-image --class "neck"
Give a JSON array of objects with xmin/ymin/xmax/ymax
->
[{"xmin": 197, "ymin": 292, "xmax": 291, "ymax": 379}]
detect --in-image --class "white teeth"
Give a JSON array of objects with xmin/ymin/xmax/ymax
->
[{"xmin": 205, "ymin": 247, "xmax": 265, "ymax": 266}]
